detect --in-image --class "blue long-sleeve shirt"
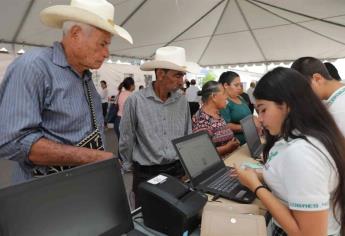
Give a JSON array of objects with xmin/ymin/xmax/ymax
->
[{"xmin": 0, "ymin": 42, "xmax": 104, "ymax": 175}]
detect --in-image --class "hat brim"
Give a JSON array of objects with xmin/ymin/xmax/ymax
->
[
  {"xmin": 40, "ymin": 5, "xmax": 133, "ymax": 44},
  {"xmin": 140, "ymin": 60, "xmax": 200, "ymax": 74}
]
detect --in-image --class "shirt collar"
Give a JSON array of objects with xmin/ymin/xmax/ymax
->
[
  {"xmin": 143, "ymin": 82, "xmax": 181, "ymax": 103},
  {"xmin": 325, "ymin": 85, "xmax": 345, "ymax": 107},
  {"xmin": 52, "ymin": 42, "xmax": 69, "ymax": 68},
  {"xmin": 52, "ymin": 41, "xmax": 92, "ymax": 80}
]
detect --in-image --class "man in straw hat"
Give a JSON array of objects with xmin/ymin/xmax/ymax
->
[
  {"xmin": 119, "ymin": 46, "xmax": 200, "ymax": 207},
  {"xmin": 0, "ymin": 0, "xmax": 132, "ymax": 179}
]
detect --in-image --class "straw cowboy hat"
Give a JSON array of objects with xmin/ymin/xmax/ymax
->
[
  {"xmin": 140, "ymin": 46, "xmax": 200, "ymax": 74},
  {"xmin": 40, "ymin": 0, "xmax": 133, "ymax": 44}
]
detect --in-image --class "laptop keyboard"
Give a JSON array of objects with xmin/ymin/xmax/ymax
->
[{"xmin": 208, "ymin": 171, "xmax": 240, "ymax": 194}]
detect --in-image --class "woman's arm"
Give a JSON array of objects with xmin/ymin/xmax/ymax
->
[
  {"xmin": 227, "ymin": 123, "xmax": 242, "ymax": 132},
  {"xmin": 216, "ymin": 137, "xmax": 240, "ymax": 156},
  {"xmin": 227, "ymin": 117, "xmax": 261, "ymax": 134},
  {"xmin": 256, "ymin": 186, "xmax": 328, "ymax": 236},
  {"xmin": 237, "ymin": 168, "xmax": 328, "ymax": 236}
]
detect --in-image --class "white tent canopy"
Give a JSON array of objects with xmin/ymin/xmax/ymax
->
[{"xmin": 1, "ymin": 0, "xmax": 345, "ymax": 66}]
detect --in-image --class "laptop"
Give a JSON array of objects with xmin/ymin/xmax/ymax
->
[
  {"xmin": 172, "ymin": 131, "xmax": 255, "ymax": 204},
  {"xmin": 240, "ymin": 115, "xmax": 263, "ymax": 159},
  {"xmin": 0, "ymin": 158, "xmax": 145, "ymax": 236}
]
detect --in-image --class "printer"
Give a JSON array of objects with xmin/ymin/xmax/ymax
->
[{"xmin": 138, "ymin": 174, "xmax": 207, "ymax": 236}]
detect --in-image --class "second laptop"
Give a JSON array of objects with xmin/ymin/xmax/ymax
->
[{"xmin": 172, "ymin": 131, "xmax": 255, "ymax": 204}]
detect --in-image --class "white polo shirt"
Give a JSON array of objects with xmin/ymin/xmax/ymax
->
[
  {"xmin": 263, "ymin": 136, "xmax": 340, "ymax": 235},
  {"xmin": 326, "ymin": 86, "xmax": 345, "ymax": 137},
  {"xmin": 185, "ymin": 85, "xmax": 200, "ymax": 102},
  {"xmin": 98, "ymin": 88, "xmax": 109, "ymax": 103}
]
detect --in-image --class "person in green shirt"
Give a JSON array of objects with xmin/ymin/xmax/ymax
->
[{"xmin": 218, "ymin": 71, "xmax": 257, "ymax": 145}]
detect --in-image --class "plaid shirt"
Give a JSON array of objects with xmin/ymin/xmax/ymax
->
[
  {"xmin": 192, "ymin": 108, "xmax": 234, "ymax": 147},
  {"xmin": 119, "ymin": 83, "xmax": 192, "ymax": 167}
]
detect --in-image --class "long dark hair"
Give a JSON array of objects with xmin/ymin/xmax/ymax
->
[
  {"xmin": 254, "ymin": 67, "xmax": 345, "ymax": 234},
  {"xmin": 118, "ymin": 77, "xmax": 134, "ymax": 92}
]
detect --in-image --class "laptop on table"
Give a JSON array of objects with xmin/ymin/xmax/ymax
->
[
  {"xmin": 172, "ymin": 131, "xmax": 255, "ymax": 204},
  {"xmin": 240, "ymin": 115, "xmax": 263, "ymax": 159},
  {"xmin": 0, "ymin": 158, "xmax": 145, "ymax": 236}
]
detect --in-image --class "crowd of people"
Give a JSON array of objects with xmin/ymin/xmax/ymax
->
[{"xmin": 0, "ymin": 0, "xmax": 344, "ymax": 235}]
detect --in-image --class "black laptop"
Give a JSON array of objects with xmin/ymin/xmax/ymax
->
[
  {"xmin": 0, "ymin": 158, "xmax": 145, "ymax": 236},
  {"xmin": 172, "ymin": 131, "xmax": 255, "ymax": 204},
  {"xmin": 240, "ymin": 115, "xmax": 263, "ymax": 159}
]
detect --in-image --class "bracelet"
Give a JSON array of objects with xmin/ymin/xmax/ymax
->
[{"xmin": 254, "ymin": 185, "xmax": 267, "ymax": 197}]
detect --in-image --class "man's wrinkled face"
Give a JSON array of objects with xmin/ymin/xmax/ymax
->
[
  {"xmin": 159, "ymin": 69, "xmax": 186, "ymax": 92},
  {"xmin": 75, "ymin": 27, "xmax": 112, "ymax": 70}
]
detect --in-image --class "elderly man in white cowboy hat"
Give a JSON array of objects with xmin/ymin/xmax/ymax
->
[
  {"xmin": 0, "ymin": 0, "xmax": 132, "ymax": 180},
  {"xmin": 119, "ymin": 46, "xmax": 200, "ymax": 207}
]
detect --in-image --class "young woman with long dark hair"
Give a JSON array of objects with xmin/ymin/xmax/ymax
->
[{"xmin": 235, "ymin": 67, "xmax": 345, "ymax": 236}]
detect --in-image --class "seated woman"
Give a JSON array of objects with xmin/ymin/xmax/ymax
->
[
  {"xmin": 192, "ymin": 81, "xmax": 240, "ymax": 157},
  {"xmin": 218, "ymin": 71, "xmax": 257, "ymax": 145},
  {"xmin": 235, "ymin": 67, "xmax": 345, "ymax": 236}
]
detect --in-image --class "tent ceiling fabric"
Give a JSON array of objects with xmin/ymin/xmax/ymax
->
[{"xmin": 1, "ymin": 0, "xmax": 345, "ymax": 66}]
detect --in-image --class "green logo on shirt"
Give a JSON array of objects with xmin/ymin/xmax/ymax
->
[
  {"xmin": 267, "ymin": 151, "xmax": 278, "ymax": 162},
  {"xmin": 289, "ymin": 202, "xmax": 327, "ymax": 209}
]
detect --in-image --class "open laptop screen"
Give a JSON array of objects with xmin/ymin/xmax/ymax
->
[
  {"xmin": 173, "ymin": 132, "xmax": 220, "ymax": 178},
  {"xmin": 0, "ymin": 159, "xmax": 133, "ymax": 236},
  {"xmin": 240, "ymin": 115, "xmax": 262, "ymax": 157}
]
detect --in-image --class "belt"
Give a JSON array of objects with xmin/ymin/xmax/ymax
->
[{"xmin": 133, "ymin": 161, "xmax": 181, "ymax": 174}]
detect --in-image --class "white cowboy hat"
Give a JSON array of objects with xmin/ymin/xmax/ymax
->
[
  {"xmin": 140, "ymin": 46, "xmax": 200, "ymax": 74},
  {"xmin": 40, "ymin": 0, "xmax": 133, "ymax": 44}
]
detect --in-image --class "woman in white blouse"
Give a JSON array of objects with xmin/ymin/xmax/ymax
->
[{"xmin": 235, "ymin": 67, "xmax": 345, "ymax": 236}]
